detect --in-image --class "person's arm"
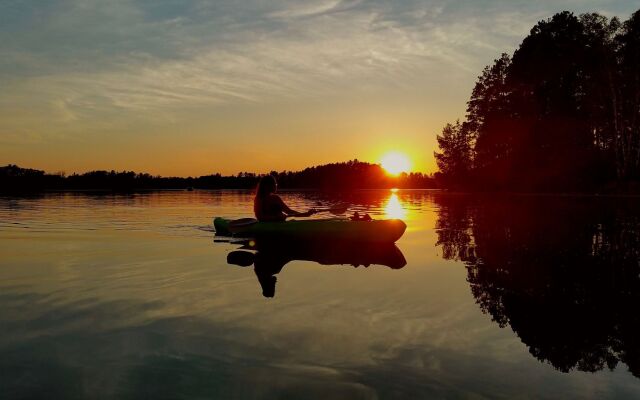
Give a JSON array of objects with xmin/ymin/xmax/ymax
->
[{"xmin": 275, "ymin": 196, "xmax": 316, "ymax": 218}]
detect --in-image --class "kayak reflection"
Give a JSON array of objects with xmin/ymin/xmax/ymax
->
[{"xmin": 227, "ymin": 239, "xmax": 406, "ymax": 298}]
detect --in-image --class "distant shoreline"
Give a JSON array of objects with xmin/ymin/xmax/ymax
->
[
  {"xmin": 4, "ymin": 163, "xmax": 639, "ymax": 195},
  {"xmin": 0, "ymin": 161, "xmax": 437, "ymax": 193},
  {"xmin": 4, "ymin": 188, "xmax": 640, "ymax": 199}
]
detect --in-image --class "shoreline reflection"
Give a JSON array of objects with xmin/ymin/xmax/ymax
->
[
  {"xmin": 227, "ymin": 238, "xmax": 406, "ymax": 298},
  {"xmin": 434, "ymin": 195, "xmax": 640, "ymax": 378}
]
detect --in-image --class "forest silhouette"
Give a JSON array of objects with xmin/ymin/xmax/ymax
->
[
  {"xmin": 435, "ymin": 10, "xmax": 640, "ymax": 192},
  {"xmin": 0, "ymin": 161, "xmax": 435, "ymax": 192},
  {"xmin": 434, "ymin": 194, "xmax": 640, "ymax": 377}
]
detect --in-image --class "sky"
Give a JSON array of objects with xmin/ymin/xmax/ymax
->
[{"xmin": 1, "ymin": 0, "xmax": 638, "ymax": 176}]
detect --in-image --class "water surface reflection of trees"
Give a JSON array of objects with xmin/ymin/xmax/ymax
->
[{"xmin": 434, "ymin": 195, "xmax": 640, "ymax": 377}]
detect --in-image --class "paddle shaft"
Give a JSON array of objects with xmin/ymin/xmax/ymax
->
[{"xmin": 314, "ymin": 204, "xmax": 349, "ymax": 215}]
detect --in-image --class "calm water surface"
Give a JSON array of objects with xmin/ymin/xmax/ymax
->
[{"xmin": 1, "ymin": 190, "xmax": 640, "ymax": 399}]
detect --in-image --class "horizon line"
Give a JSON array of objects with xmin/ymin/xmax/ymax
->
[{"xmin": 1, "ymin": 162, "xmax": 434, "ymax": 179}]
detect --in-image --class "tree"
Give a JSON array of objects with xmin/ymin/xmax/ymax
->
[
  {"xmin": 434, "ymin": 120, "xmax": 473, "ymax": 187},
  {"xmin": 614, "ymin": 10, "xmax": 640, "ymax": 180},
  {"xmin": 468, "ymin": 54, "xmax": 515, "ymax": 188}
]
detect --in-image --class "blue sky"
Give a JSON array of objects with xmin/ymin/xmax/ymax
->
[{"xmin": 1, "ymin": 0, "xmax": 638, "ymax": 175}]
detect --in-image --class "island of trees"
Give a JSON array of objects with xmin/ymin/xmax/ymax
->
[
  {"xmin": 0, "ymin": 161, "xmax": 436, "ymax": 192},
  {"xmin": 435, "ymin": 10, "xmax": 640, "ymax": 192}
]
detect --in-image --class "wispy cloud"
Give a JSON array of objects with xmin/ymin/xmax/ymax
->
[
  {"xmin": 267, "ymin": 0, "xmax": 360, "ymax": 19},
  {"xmin": 0, "ymin": 0, "xmax": 637, "ymax": 136}
]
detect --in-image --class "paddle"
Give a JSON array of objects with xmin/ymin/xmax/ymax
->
[
  {"xmin": 227, "ymin": 204, "xmax": 349, "ymax": 233},
  {"xmin": 227, "ymin": 250, "xmax": 255, "ymax": 267}
]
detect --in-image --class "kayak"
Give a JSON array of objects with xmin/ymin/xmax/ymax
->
[{"xmin": 214, "ymin": 217, "xmax": 406, "ymax": 243}]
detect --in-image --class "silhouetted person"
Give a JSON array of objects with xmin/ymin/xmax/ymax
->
[
  {"xmin": 254, "ymin": 175, "xmax": 316, "ymax": 222},
  {"xmin": 253, "ymin": 252, "xmax": 289, "ymax": 298}
]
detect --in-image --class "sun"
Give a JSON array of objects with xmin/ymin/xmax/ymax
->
[{"xmin": 380, "ymin": 152, "xmax": 411, "ymax": 175}]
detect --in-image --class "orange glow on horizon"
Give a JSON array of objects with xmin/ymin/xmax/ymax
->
[{"xmin": 380, "ymin": 152, "xmax": 411, "ymax": 175}]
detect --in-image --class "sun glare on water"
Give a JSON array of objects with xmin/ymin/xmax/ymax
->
[
  {"xmin": 384, "ymin": 193, "xmax": 406, "ymax": 220},
  {"xmin": 380, "ymin": 152, "xmax": 411, "ymax": 175}
]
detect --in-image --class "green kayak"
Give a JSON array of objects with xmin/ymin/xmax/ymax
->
[{"xmin": 213, "ymin": 217, "xmax": 406, "ymax": 243}]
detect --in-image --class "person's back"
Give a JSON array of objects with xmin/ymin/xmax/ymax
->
[
  {"xmin": 254, "ymin": 193, "xmax": 286, "ymax": 222},
  {"xmin": 253, "ymin": 175, "xmax": 315, "ymax": 222}
]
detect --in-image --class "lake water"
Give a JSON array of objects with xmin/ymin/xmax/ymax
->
[{"xmin": 1, "ymin": 190, "xmax": 640, "ymax": 399}]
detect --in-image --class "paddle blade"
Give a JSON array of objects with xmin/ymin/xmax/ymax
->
[
  {"xmin": 227, "ymin": 250, "xmax": 255, "ymax": 267},
  {"xmin": 321, "ymin": 204, "xmax": 349, "ymax": 215},
  {"xmin": 332, "ymin": 204, "xmax": 349, "ymax": 214}
]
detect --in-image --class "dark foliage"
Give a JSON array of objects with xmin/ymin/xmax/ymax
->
[
  {"xmin": 0, "ymin": 162, "xmax": 436, "ymax": 192},
  {"xmin": 434, "ymin": 121, "xmax": 473, "ymax": 189},
  {"xmin": 435, "ymin": 10, "xmax": 640, "ymax": 191}
]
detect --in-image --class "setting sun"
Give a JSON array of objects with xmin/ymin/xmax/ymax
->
[{"xmin": 380, "ymin": 152, "xmax": 411, "ymax": 175}]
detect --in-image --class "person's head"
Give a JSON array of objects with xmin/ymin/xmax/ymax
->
[{"xmin": 256, "ymin": 175, "xmax": 277, "ymax": 197}]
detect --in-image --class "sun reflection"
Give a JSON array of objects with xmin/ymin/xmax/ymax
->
[{"xmin": 384, "ymin": 193, "xmax": 406, "ymax": 220}]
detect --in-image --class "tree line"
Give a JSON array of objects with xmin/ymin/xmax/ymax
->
[
  {"xmin": 435, "ymin": 10, "xmax": 640, "ymax": 192},
  {"xmin": 0, "ymin": 161, "xmax": 435, "ymax": 192}
]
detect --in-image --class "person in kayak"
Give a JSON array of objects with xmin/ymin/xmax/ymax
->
[{"xmin": 254, "ymin": 175, "xmax": 316, "ymax": 222}]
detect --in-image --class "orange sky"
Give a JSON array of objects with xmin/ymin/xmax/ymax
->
[{"xmin": 1, "ymin": 1, "xmax": 636, "ymax": 176}]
